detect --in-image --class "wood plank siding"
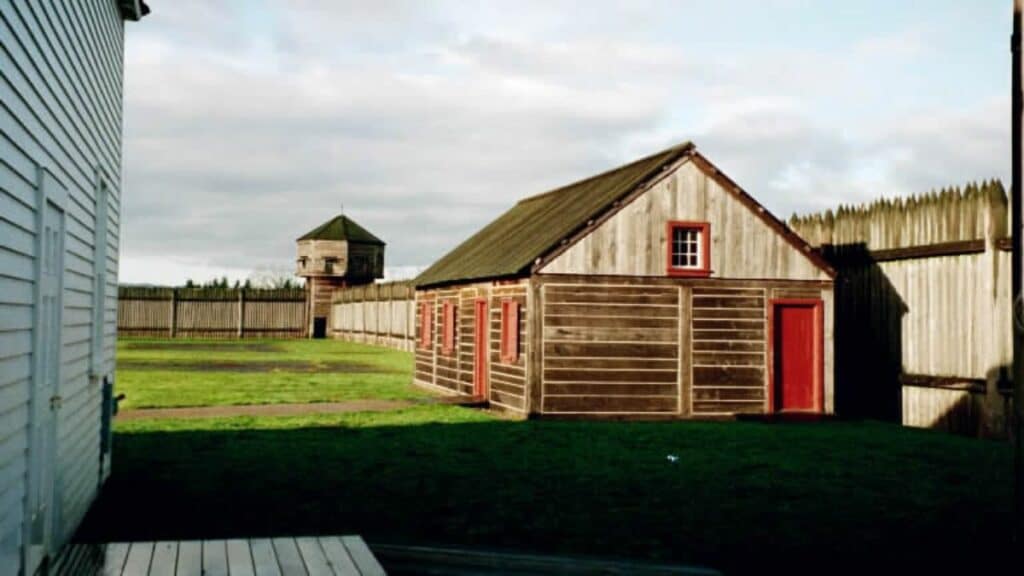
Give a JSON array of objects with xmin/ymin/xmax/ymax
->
[
  {"xmin": 1, "ymin": 1, "xmax": 134, "ymax": 573},
  {"xmin": 413, "ymin": 280, "xmax": 530, "ymax": 414},
  {"xmin": 540, "ymin": 160, "xmax": 830, "ymax": 282}
]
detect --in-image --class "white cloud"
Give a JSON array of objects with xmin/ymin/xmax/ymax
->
[{"xmin": 120, "ymin": 1, "xmax": 1008, "ymax": 285}]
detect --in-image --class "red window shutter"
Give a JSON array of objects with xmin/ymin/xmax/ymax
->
[
  {"xmin": 420, "ymin": 302, "xmax": 432, "ymax": 349},
  {"xmin": 443, "ymin": 302, "xmax": 456, "ymax": 355},
  {"xmin": 501, "ymin": 300, "xmax": 520, "ymax": 363}
]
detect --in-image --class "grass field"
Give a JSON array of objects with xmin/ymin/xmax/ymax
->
[
  {"xmin": 87, "ymin": 338, "xmax": 1014, "ymax": 574},
  {"xmin": 115, "ymin": 339, "xmax": 426, "ymax": 409}
]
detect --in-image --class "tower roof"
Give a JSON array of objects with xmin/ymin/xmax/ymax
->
[{"xmin": 297, "ymin": 214, "xmax": 385, "ymax": 245}]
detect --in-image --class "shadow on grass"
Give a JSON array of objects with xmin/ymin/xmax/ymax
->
[{"xmin": 79, "ymin": 416, "xmax": 1012, "ymax": 574}]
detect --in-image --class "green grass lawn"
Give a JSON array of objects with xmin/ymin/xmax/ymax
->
[
  {"xmin": 115, "ymin": 338, "xmax": 427, "ymax": 409},
  {"xmin": 92, "ymin": 338, "xmax": 1014, "ymax": 574}
]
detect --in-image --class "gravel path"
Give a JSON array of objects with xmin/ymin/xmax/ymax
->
[{"xmin": 117, "ymin": 399, "xmax": 414, "ymax": 420}]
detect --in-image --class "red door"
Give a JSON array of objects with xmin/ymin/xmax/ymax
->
[
  {"xmin": 473, "ymin": 299, "xmax": 488, "ymax": 398},
  {"xmin": 771, "ymin": 300, "xmax": 823, "ymax": 413}
]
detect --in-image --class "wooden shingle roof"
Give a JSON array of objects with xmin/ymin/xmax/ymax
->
[
  {"xmin": 298, "ymin": 215, "xmax": 385, "ymax": 245},
  {"xmin": 414, "ymin": 142, "xmax": 695, "ymax": 288}
]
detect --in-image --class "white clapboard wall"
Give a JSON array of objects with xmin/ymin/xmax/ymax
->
[{"xmin": 1, "ymin": 2, "xmax": 138, "ymax": 574}]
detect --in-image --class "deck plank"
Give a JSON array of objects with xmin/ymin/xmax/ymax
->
[
  {"xmin": 202, "ymin": 540, "xmax": 229, "ymax": 576},
  {"xmin": 122, "ymin": 542, "xmax": 154, "ymax": 575},
  {"xmin": 341, "ymin": 536, "xmax": 385, "ymax": 576},
  {"xmin": 272, "ymin": 538, "xmax": 308, "ymax": 576},
  {"xmin": 294, "ymin": 537, "xmax": 332, "ymax": 576},
  {"xmin": 226, "ymin": 539, "xmax": 256, "ymax": 576},
  {"xmin": 102, "ymin": 543, "xmax": 130, "ymax": 576},
  {"xmin": 318, "ymin": 537, "xmax": 360, "ymax": 576},
  {"xmin": 250, "ymin": 539, "xmax": 283, "ymax": 576},
  {"xmin": 175, "ymin": 541, "xmax": 201, "ymax": 575},
  {"xmin": 149, "ymin": 542, "xmax": 178, "ymax": 576}
]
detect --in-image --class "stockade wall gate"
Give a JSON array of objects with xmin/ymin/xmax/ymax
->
[
  {"xmin": 329, "ymin": 282, "xmax": 416, "ymax": 351},
  {"xmin": 118, "ymin": 287, "xmax": 307, "ymax": 338},
  {"xmin": 790, "ymin": 181, "xmax": 1014, "ymax": 437}
]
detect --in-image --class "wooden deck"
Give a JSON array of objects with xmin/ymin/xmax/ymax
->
[{"xmin": 54, "ymin": 536, "xmax": 385, "ymax": 575}]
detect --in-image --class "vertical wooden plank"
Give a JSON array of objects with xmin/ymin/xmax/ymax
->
[
  {"xmin": 237, "ymin": 290, "xmax": 245, "ymax": 338},
  {"xmin": 340, "ymin": 536, "xmax": 385, "ymax": 576},
  {"xmin": 528, "ymin": 279, "xmax": 544, "ymax": 414},
  {"xmin": 226, "ymin": 539, "xmax": 256, "ymax": 576},
  {"xmin": 101, "ymin": 542, "xmax": 130, "ymax": 576},
  {"xmin": 318, "ymin": 537, "xmax": 360, "ymax": 576},
  {"xmin": 249, "ymin": 539, "xmax": 282, "ymax": 576},
  {"xmin": 169, "ymin": 289, "xmax": 177, "ymax": 338},
  {"xmin": 122, "ymin": 542, "xmax": 154, "ymax": 575},
  {"xmin": 202, "ymin": 540, "xmax": 228, "ymax": 576},
  {"xmin": 294, "ymin": 537, "xmax": 333, "ymax": 575},
  {"xmin": 271, "ymin": 538, "xmax": 307, "ymax": 576},
  {"xmin": 175, "ymin": 541, "xmax": 201, "ymax": 575},
  {"xmin": 822, "ymin": 287, "xmax": 835, "ymax": 414},
  {"xmin": 149, "ymin": 541, "xmax": 178, "ymax": 576}
]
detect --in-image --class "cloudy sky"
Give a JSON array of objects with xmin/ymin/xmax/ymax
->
[{"xmin": 120, "ymin": 0, "xmax": 1010, "ymax": 285}]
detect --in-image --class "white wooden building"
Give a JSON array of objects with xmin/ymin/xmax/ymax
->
[{"xmin": 0, "ymin": 1, "xmax": 148, "ymax": 574}]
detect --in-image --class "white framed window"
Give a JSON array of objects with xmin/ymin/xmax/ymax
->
[{"xmin": 667, "ymin": 221, "xmax": 711, "ymax": 277}]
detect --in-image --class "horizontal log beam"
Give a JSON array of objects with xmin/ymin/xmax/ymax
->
[
  {"xmin": 899, "ymin": 373, "xmax": 986, "ymax": 393},
  {"xmin": 820, "ymin": 239, "xmax": 986, "ymax": 264}
]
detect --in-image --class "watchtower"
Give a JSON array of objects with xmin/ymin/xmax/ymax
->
[{"xmin": 296, "ymin": 214, "xmax": 385, "ymax": 337}]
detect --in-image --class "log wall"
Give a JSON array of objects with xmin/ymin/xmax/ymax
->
[
  {"xmin": 690, "ymin": 286, "xmax": 767, "ymax": 416},
  {"xmin": 413, "ymin": 280, "xmax": 530, "ymax": 414},
  {"xmin": 540, "ymin": 280, "xmax": 681, "ymax": 415},
  {"xmin": 532, "ymin": 275, "xmax": 833, "ymax": 418}
]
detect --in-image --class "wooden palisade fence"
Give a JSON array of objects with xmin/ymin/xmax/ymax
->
[
  {"xmin": 118, "ymin": 287, "xmax": 307, "ymax": 338},
  {"xmin": 790, "ymin": 180, "xmax": 1014, "ymax": 437},
  {"xmin": 329, "ymin": 281, "xmax": 416, "ymax": 351}
]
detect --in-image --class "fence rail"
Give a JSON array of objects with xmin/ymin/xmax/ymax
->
[
  {"xmin": 118, "ymin": 287, "xmax": 307, "ymax": 339},
  {"xmin": 329, "ymin": 281, "xmax": 416, "ymax": 351},
  {"xmin": 790, "ymin": 180, "xmax": 1013, "ymax": 437}
]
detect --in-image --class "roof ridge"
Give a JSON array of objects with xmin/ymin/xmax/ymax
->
[{"xmin": 517, "ymin": 141, "xmax": 694, "ymax": 206}]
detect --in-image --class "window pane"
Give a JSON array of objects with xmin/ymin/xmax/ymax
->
[{"xmin": 670, "ymin": 225, "xmax": 705, "ymax": 270}]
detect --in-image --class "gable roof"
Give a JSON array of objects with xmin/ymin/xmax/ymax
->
[
  {"xmin": 414, "ymin": 142, "xmax": 695, "ymax": 287},
  {"xmin": 414, "ymin": 141, "xmax": 832, "ymax": 288},
  {"xmin": 297, "ymin": 215, "xmax": 385, "ymax": 245}
]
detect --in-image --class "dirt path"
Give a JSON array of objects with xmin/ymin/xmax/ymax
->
[{"xmin": 117, "ymin": 399, "xmax": 414, "ymax": 420}]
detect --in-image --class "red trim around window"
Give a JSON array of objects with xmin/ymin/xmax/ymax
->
[
  {"xmin": 418, "ymin": 302, "xmax": 432, "ymax": 349},
  {"xmin": 500, "ymin": 299, "xmax": 520, "ymax": 363},
  {"xmin": 442, "ymin": 301, "xmax": 456, "ymax": 356},
  {"xmin": 666, "ymin": 221, "xmax": 711, "ymax": 278}
]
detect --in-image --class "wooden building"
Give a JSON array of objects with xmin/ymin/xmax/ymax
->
[
  {"xmin": 0, "ymin": 1, "xmax": 148, "ymax": 573},
  {"xmin": 296, "ymin": 215, "xmax": 385, "ymax": 337},
  {"xmin": 412, "ymin": 142, "xmax": 836, "ymax": 418}
]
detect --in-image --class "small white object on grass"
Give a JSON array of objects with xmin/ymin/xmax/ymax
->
[{"xmin": 666, "ymin": 454, "xmax": 679, "ymax": 463}]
